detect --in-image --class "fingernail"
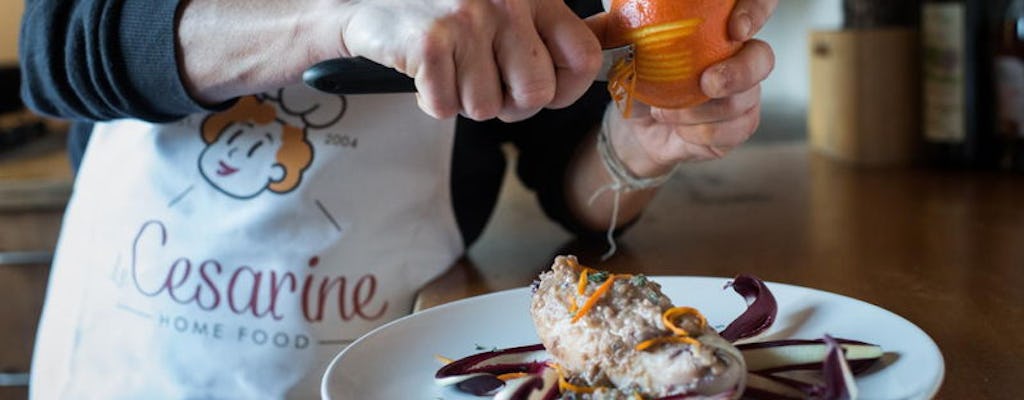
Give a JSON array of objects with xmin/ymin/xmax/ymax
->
[
  {"xmin": 735, "ymin": 14, "xmax": 753, "ymax": 40},
  {"xmin": 703, "ymin": 64, "xmax": 730, "ymax": 98}
]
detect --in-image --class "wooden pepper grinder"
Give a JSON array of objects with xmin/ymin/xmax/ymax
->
[{"xmin": 807, "ymin": 1, "xmax": 923, "ymax": 166}]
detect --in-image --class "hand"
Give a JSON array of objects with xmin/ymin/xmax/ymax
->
[
  {"xmin": 332, "ymin": 0, "xmax": 602, "ymax": 121},
  {"xmin": 593, "ymin": 0, "xmax": 777, "ymax": 176}
]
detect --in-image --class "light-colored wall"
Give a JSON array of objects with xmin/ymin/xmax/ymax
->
[
  {"xmin": 756, "ymin": 0, "xmax": 842, "ymax": 140},
  {"xmin": 761, "ymin": 0, "xmax": 841, "ymax": 106},
  {"xmin": 0, "ymin": 1, "xmax": 24, "ymax": 64}
]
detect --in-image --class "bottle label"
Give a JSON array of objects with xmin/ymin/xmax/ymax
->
[
  {"xmin": 996, "ymin": 56, "xmax": 1024, "ymax": 138},
  {"xmin": 922, "ymin": 3, "xmax": 967, "ymax": 143}
]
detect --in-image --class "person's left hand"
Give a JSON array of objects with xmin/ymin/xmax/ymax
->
[{"xmin": 590, "ymin": 0, "xmax": 778, "ymax": 178}]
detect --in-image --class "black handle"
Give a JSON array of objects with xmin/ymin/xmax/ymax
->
[{"xmin": 303, "ymin": 57, "xmax": 416, "ymax": 94}]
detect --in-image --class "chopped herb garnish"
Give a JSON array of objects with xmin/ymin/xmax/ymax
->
[
  {"xmin": 474, "ymin": 343, "xmax": 497, "ymax": 352},
  {"xmin": 588, "ymin": 270, "xmax": 610, "ymax": 283},
  {"xmin": 630, "ymin": 274, "xmax": 648, "ymax": 286}
]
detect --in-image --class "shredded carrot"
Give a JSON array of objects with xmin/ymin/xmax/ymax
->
[
  {"xmin": 567, "ymin": 294, "xmax": 579, "ymax": 313},
  {"xmin": 572, "ymin": 275, "xmax": 618, "ymax": 323},
  {"xmin": 434, "ymin": 355, "xmax": 454, "ymax": 365},
  {"xmin": 497, "ymin": 372, "xmax": 530, "ymax": 381}
]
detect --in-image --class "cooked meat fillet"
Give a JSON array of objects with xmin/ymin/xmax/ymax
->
[{"xmin": 530, "ymin": 256, "xmax": 745, "ymax": 398}]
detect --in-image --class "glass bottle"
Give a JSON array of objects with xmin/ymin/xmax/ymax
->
[
  {"xmin": 920, "ymin": 0, "xmax": 996, "ymax": 168},
  {"xmin": 995, "ymin": 0, "xmax": 1024, "ymax": 171}
]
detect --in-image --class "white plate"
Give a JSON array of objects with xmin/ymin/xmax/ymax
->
[{"xmin": 322, "ymin": 277, "xmax": 944, "ymax": 400}]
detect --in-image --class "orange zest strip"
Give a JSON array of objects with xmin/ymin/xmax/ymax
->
[
  {"xmin": 635, "ymin": 335, "xmax": 701, "ymax": 351},
  {"xmin": 434, "ymin": 355, "xmax": 454, "ymax": 365},
  {"xmin": 553, "ymin": 363, "xmax": 599, "ymax": 394},
  {"xmin": 626, "ymin": 18, "xmax": 703, "ymax": 41},
  {"xmin": 608, "ymin": 17, "xmax": 704, "ymax": 114},
  {"xmin": 497, "ymin": 372, "xmax": 530, "ymax": 381},
  {"xmin": 662, "ymin": 306, "xmax": 708, "ymax": 336},
  {"xmin": 567, "ymin": 294, "xmax": 579, "ymax": 314},
  {"xmin": 608, "ymin": 57, "xmax": 638, "ymax": 117},
  {"xmin": 571, "ymin": 275, "xmax": 618, "ymax": 323},
  {"xmin": 577, "ymin": 268, "xmax": 592, "ymax": 296},
  {"xmin": 558, "ymin": 376, "xmax": 597, "ymax": 394},
  {"xmin": 635, "ymin": 306, "xmax": 709, "ymax": 352},
  {"xmin": 566, "ymin": 257, "xmax": 581, "ymax": 270}
]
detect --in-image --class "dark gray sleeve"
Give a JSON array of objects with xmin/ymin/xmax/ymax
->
[{"xmin": 18, "ymin": 0, "xmax": 226, "ymax": 122}]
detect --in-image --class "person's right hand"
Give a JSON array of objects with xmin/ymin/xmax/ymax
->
[{"xmin": 326, "ymin": 0, "xmax": 603, "ymax": 122}]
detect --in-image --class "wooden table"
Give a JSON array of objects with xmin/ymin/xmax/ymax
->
[{"xmin": 416, "ymin": 141, "xmax": 1024, "ymax": 399}]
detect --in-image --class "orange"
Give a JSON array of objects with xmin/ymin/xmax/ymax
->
[{"xmin": 604, "ymin": 0, "xmax": 741, "ymax": 110}]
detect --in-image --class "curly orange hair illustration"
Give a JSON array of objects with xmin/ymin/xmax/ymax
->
[{"xmin": 201, "ymin": 97, "xmax": 313, "ymax": 193}]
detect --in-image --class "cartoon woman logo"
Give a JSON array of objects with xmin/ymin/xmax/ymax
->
[
  {"xmin": 197, "ymin": 88, "xmax": 346, "ymax": 199},
  {"xmin": 198, "ymin": 97, "xmax": 311, "ymax": 199}
]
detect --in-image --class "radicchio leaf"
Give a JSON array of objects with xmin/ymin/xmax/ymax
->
[
  {"xmin": 655, "ymin": 389, "xmax": 737, "ymax": 399},
  {"xmin": 494, "ymin": 366, "xmax": 560, "ymax": 400},
  {"xmin": 821, "ymin": 334, "xmax": 859, "ymax": 400},
  {"xmin": 743, "ymin": 373, "xmax": 806, "ymax": 400},
  {"xmin": 435, "ymin": 343, "xmax": 550, "ymax": 395},
  {"xmin": 719, "ymin": 275, "xmax": 778, "ymax": 342},
  {"xmin": 737, "ymin": 338, "xmax": 883, "ymax": 374},
  {"xmin": 457, "ymin": 375, "xmax": 505, "ymax": 396}
]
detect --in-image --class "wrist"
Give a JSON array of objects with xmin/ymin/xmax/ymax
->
[
  {"xmin": 602, "ymin": 107, "xmax": 677, "ymax": 179},
  {"xmin": 596, "ymin": 107, "xmax": 679, "ymax": 192},
  {"xmin": 176, "ymin": 0, "xmax": 338, "ymax": 102}
]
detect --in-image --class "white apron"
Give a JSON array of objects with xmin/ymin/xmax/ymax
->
[{"xmin": 30, "ymin": 86, "xmax": 463, "ymax": 399}]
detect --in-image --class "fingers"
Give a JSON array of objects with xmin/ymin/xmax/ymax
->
[
  {"xmin": 413, "ymin": 34, "xmax": 460, "ymax": 119},
  {"xmin": 492, "ymin": 2, "xmax": 557, "ymax": 122},
  {"xmin": 660, "ymin": 101, "xmax": 761, "ymax": 162},
  {"xmin": 659, "ymin": 86, "xmax": 760, "ymax": 151},
  {"xmin": 583, "ymin": 12, "xmax": 610, "ymax": 46},
  {"xmin": 532, "ymin": 2, "xmax": 603, "ymax": 110},
  {"xmin": 626, "ymin": 85, "xmax": 762, "ymax": 165},
  {"xmin": 454, "ymin": 9, "xmax": 504, "ymax": 120},
  {"xmin": 729, "ymin": 0, "xmax": 779, "ymax": 41},
  {"xmin": 652, "ymin": 85, "xmax": 761, "ymax": 125},
  {"xmin": 410, "ymin": 0, "xmax": 599, "ymax": 122},
  {"xmin": 700, "ymin": 39, "xmax": 774, "ymax": 99}
]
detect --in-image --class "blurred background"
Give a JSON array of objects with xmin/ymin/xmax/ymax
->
[{"xmin": 750, "ymin": 0, "xmax": 843, "ymax": 143}]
